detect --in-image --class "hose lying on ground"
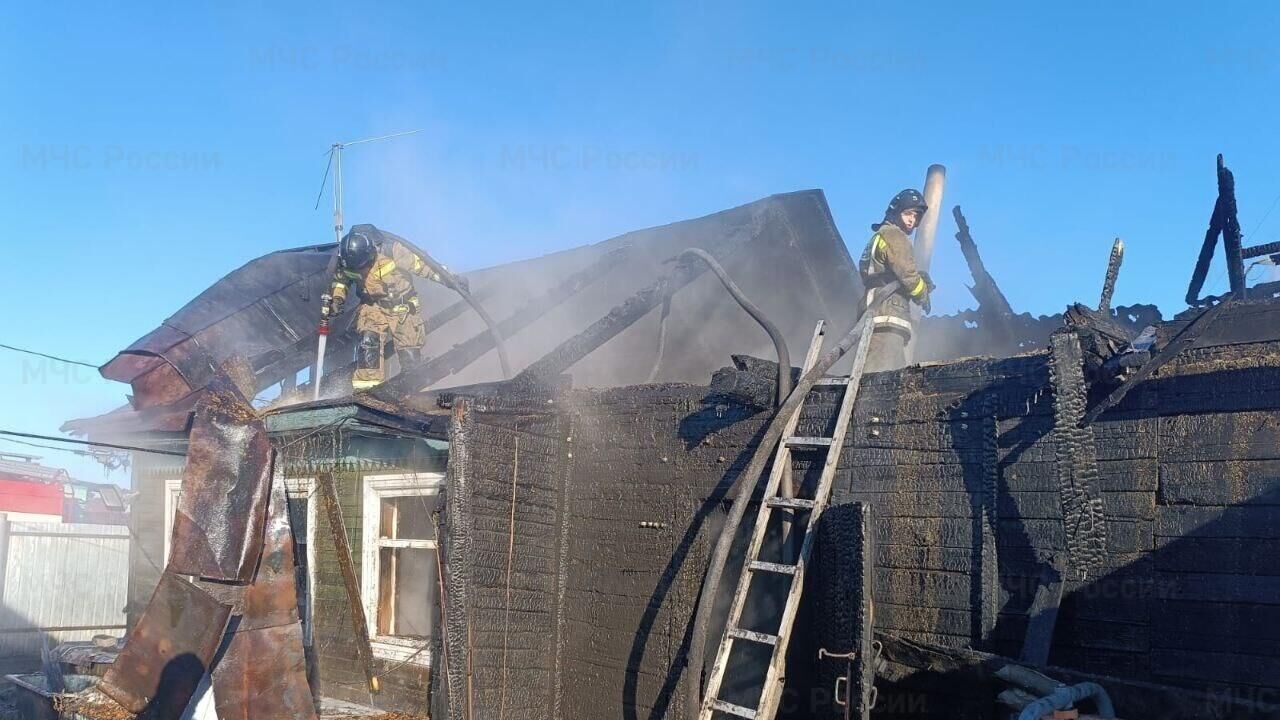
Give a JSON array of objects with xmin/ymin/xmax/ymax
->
[
  {"xmin": 1018, "ymin": 682, "xmax": 1115, "ymax": 720},
  {"xmin": 675, "ymin": 248, "xmax": 792, "ymax": 406},
  {"xmin": 684, "ymin": 283, "xmax": 900, "ymax": 718}
]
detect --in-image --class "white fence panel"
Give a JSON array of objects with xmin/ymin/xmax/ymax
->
[{"xmin": 0, "ymin": 519, "xmax": 130, "ymax": 658}]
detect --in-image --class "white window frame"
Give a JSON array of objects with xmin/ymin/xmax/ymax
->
[
  {"xmin": 361, "ymin": 472, "xmax": 443, "ymax": 666},
  {"xmin": 163, "ymin": 478, "xmax": 183, "ymax": 564},
  {"xmin": 284, "ymin": 477, "xmax": 318, "ymax": 648}
]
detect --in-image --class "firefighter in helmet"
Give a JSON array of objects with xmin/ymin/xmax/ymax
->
[
  {"xmin": 858, "ymin": 188, "xmax": 934, "ymax": 372},
  {"xmin": 325, "ymin": 224, "xmax": 467, "ymax": 390}
]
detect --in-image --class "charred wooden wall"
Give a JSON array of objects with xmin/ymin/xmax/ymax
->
[
  {"xmin": 807, "ymin": 300, "xmax": 1280, "ymax": 717},
  {"xmin": 440, "ymin": 299, "xmax": 1280, "ymax": 720},
  {"xmin": 439, "ymin": 386, "xmax": 770, "ymax": 720}
]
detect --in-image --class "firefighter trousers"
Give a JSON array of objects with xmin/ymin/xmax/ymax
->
[
  {"xmin": 865, "ymin": 324, "xmax": 909, "ymax": 374},
  {"xmin": 352, "ymin": 303, "xmax": 426, "ymax": 389}
]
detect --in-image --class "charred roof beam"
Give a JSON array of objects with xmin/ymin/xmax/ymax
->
[
  {"xmin": 372, "ymin": 245, "xmax": 631, "ymax": 398},
  {"xmin": 1187, "ymin": 154, "xmax": 1247, "ymax": 305},
  {"xmin": 515, "ymin": 225, "xmax": 760, "ymax": 386}
]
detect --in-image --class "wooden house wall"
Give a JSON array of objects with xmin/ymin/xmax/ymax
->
[
  {"xmin": 126, "ymin": 452, "xmax": 185, "ymax": 629},
  {"xmin": 441, "ymin": 299, "xmax": 1280, "ymax": 720},
  {"xmin": 439, "ymin": 386, "xmax": 770, "ymax": 720},
  {"xmin": 127, "ymin": 440, "xmax": 444, "ymax": 713},
  {"xmin": 304, "ymin": 464, "xmax": 435, "ymax": 712},
  {"xmin": 809, "ymin": 312, "xmax": 1280, "ymax": 715}
]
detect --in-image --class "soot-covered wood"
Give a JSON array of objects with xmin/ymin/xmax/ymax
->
[
  {"xmin": 440, "ymin": 384, "xmax": 769, "ymax": 720},
  {"xmin": 440, "ymin": 300, "xmax": 1280, "ymax": 719}
]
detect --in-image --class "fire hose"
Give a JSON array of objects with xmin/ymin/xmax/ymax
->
[
  {"xmin": 389, "ymin": 233, "xmax": 513, "ymax": 380},
  {"xmin": 672, "ymin": 248, "xmax": 792, "ymax": 406},
  {"xmin": 1018, "ymin": 682, "xmax": 1115, "ymax": 720},
  {"xmin": 684, "ymin": 283, "xmax": 900, "ymax": 718},
  {"xmin": 313, "ymin": 250, "xmax": 343, "ymax": 400}
]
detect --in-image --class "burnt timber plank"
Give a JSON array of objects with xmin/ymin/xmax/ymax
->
[
  {"xmin": 1018, "ymin": 555, "xmax": 1064, "ymax": 666},
  {"xmin": 1156, "ymin": 506, "xmax": 1280, "ymax": 538},
  {"xmin": 375, "ymin": 245, "xmax": 628, "ymax": 397},
  {"xmin": 1158, "ymin": 459, "xmax": 1280, "ymax": 506}
]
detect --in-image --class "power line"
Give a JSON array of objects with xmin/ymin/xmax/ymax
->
[
  {"xmin": 0, "ymin": 343, "xmax": 99, "ymax": 369},
  {"xmin": 0, "ymin": 435, "xmax": 101, "ymax": 456},
  {"xmin": 0, "ymin": 429, "xmax": 185, "ymax": 457},
  {"xmin": 1248, "ymin": 188, "xmax": 1280, "ymax": 241}
]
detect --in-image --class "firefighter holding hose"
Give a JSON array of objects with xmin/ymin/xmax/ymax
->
[
  {"xmin": 322, "ymin": 224, "xmax": 468, "ymax": 390},
  {"xmin": 858, "ymin": 188, "xmax": 935, "ymax": 372}
]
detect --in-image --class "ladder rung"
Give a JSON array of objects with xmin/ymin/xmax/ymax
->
[
  {"xmin": 766, "ymin": 497, "xmax": 816, "ymax": 510},
  {"xmin": 711, "ymin": 700, "xmax": 758, "ymax": 719},
  {"xmin": 728, "ymin": 626, "xmax": 779, "ymax": 646},
  {"xmin": 749, "ymin": 560, "xmax": 798, "ymax": 576},
  {"xmin": 785, "ymin": 436, "xmax": 833, "ymax": 448},
  {"xmin": 700, "ymin": 321, "xmax": 873, "ymax": 720}
]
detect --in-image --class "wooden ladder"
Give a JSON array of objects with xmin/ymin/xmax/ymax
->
[{"xmin": 698, "ymin": 318, "xmax": 878, "ymax": 720}]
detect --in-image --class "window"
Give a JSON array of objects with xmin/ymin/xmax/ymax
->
[
  {"xmin": 361, "ymin": 473, "xmax": 443, "ymax": 665},
  {"xmin": 163, "ymin": 478, "xmax": 183, "ymax": 564}
]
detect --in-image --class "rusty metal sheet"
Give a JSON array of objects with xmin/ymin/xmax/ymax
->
[
  {"xmin": 212, "ymin": 620, "xmax": 316, "ymax": 720},
  {"xmin": 98, "ymin": 573, "xmax": 232, "ymax": 714},
  {"xmin": 128, "ymin": 359, "xmax": 199, "ymax": 410},
  {"xmin": 190, "ymin": 468, "xmax": 303, "ymax": 622},
  {"xmin": 178, "ymin": 471, "xmax": 314, "ymax": 718},
  {"xmin": 168, "ymin": 374, "xmax": 272, "ymax": 582},
  {"xmin": 209, "ymin": 471, "xmax": 316, "ymax": 719},
  {"xmin": 241, "ymin": 468, "xmax": 302, "ymax": 629}
]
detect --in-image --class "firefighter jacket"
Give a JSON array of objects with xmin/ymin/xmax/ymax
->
[
  {"xmin": 330, "ymin": 240, "xmax": 445, "ymax": 314},
  {"xmin": 858, "ymin": 221, "xmax": 929, "ymax": 330}
]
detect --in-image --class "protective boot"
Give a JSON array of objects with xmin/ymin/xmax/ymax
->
[{"xmin": 352, "ymin": 330, "xmax": 385, "ymax": 390}]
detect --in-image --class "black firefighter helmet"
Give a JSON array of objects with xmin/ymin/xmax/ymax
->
[
  {"xmin": 873, "ymin": 188, "xmax": 929, "ymax": 231},
  {"xmin": 885, "ymin": 188, "xmax": 927, "ymax": 218},
  {"xmin": 339, "ymin": 226, "xmax": 379, "ymax": 270}
]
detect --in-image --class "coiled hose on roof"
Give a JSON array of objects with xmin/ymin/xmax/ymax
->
[{"xmin": 684, "ymin": 283, "xmax": 899, "ymax": 718}]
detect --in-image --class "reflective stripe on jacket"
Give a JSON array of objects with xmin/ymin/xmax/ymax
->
[
  {"xmin": 858, "ymin": 222, "xmax": 926, "ymax": 324},
  {"xmin": 330, "ymin": 240, "xmax": 445, "ymax": 306}
]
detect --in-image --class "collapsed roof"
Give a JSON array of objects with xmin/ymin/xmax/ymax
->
[{"xmin": 68, "ymin": 189, "xmax": 864, "ymax": 435}]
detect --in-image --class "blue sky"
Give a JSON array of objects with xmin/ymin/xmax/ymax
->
[{"xmin": 2, "ymin": 1, "xmax": 1278, "ymax": 485}]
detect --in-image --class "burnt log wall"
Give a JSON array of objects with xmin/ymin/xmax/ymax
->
[
  {"xmin": 440, "ymin": 397, "xmax": 568, "ymax": 719},
  {"xmin": 441, "ymin": 299, "xmax": 1280, "ymax": 719},
  {"xmin": 441, "ymin": 387, "xmax": 769, "ymax": 720},
  {"xmin": 813, "ymin": 300, "xmax": 1280, "ymax": 716}
]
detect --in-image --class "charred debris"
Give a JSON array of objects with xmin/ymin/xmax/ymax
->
[{"xmin": 43, "ymin": 157, "xmax": 1280, "ymax": 720}]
